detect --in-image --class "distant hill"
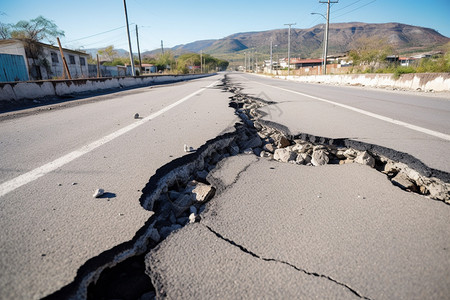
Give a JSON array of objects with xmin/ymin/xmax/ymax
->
[
  {"xmin": 216, "ymin": 22, "xmax": 449, "ymax": 58},
  {"xmin": 142, "ymin": 40, "xmax": 216, "ymax": 56},
  {"xmin": 142, "ymin": 22, "xmax": 448, "ymax": 60},
  {"xmin": 172, "ymin": 39, "xmax": 216, "ymax": 53},
  {"xmin": 206, "ymin": 39, "xmax": 248, "ymax": 54},
  {"xmin": 85, "ymin": 22, "xmax": 449, "ymax": 62},
  {"xmin": 83, "ymin": 48, "xmax": 129, "ymax": 58}
]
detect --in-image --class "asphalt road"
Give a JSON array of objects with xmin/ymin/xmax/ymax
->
[
  {"xmin": 147, "ymin": 73, "xmax": 450, "ymax": 299},
  {"xmin": 228, "ymin": 73, "xmax": 450, "ymax": 173},
  {"xmin": 1, "ymin": 72, "xmax": 449, "ymax": 299},
  {"xmin": 149, "ymin": 155, "xmax": 450, "ymax": 299},
  {"xmin": 0, "ymin": 75, "xmax": 238, "ymax": 299}
]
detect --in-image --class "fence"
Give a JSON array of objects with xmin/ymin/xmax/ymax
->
[{"xmin": 88, "ymin": 64, "xmax": 129, "ymax": 78}]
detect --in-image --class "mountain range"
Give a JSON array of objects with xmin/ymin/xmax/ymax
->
[{"xmin": 85, "ymin": 22, "xmax": 449, "ymax": 65}]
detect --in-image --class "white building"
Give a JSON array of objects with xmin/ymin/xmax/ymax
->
[{"xmin": 0, "ymin": 39, "xmax": 90, "ymax": 80}]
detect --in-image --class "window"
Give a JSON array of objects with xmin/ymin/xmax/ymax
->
[
  {"xmin": 51, "ymin": 52, "xmax": 59, "ymax": 63},
  {"xmin": 79, "ymin": 57, "xmax": 86, "ymax": 66},
  {"xmin": 69, "ymin": 55, "xmax": 75, "ymax": 64}
]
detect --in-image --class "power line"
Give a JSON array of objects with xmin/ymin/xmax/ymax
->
[
  {"xmin": 65, "ymin": 25, "xmax": 127, "ymax": 43},
  {"xmin": 332, "ymin": 0, "xmax": 362, "ymax": 13},
  {"xmin": 332, "ymin": 0, "xmax": 377, "ymax": 19}
]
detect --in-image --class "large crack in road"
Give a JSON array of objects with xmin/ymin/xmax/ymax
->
[{"xmin": 45, "ymin": 75, "xmax": 449, "ymax": 299}]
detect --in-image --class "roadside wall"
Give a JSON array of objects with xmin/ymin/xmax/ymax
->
[
  {"xmin": 0, "ymin": 73, "xmax": 215, "ymax": 105},
  {"xmin": 274, "ymin": 73, "xmax": 450, "ymax": 92}
]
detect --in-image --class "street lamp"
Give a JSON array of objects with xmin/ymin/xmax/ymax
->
[
  {"xmin": 284, "ymin": 23, "xmax": 296, "ymax": 77},
  {"xmin": 311, "ymin": 12, "xmax": 327, "ymax": 75}
]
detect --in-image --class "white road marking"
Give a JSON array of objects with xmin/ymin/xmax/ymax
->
[
  {"xmin": 254, "ymin": 81, "xmax": 450, "ymax": 141},
  {"xmin": 0, "ymin": 80, "xmax": 220, "ymax": 198}
]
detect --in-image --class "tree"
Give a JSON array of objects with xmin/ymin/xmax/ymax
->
[
  {"xmin": 349, "ymin": 37, "xmax": 393, "ymax": 72},
  {"xmin": 177, "ymin": 53, "xmax": 201, "ymax": 74},
  {"xmin": 0, "ymin": 22, "xmax": 11, "ymax": 39},
  {"xmin": 0, "ymin": 11, "xmax": 11, "ymax": 39},
  {"xmin": 156, "ymin": 51, "xmax": 175, "ymax": 72},
  {"xmin": 11, "ymin": 15, "xmax": 64, "ymax": 43},
  {"xmin": 97, "ymin": 45, "xmax": 118, "ymax": 62}
]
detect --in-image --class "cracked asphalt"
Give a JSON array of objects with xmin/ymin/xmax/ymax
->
[
  {"xmin": 147, "ymin": 156, "xmax": 450, "ymax": 300},
  {"xmin": 146, "ymin": 73, "xmax": 450, "ymax": 299},
  {"xmin": 1, "ymin": 72, "xmax": 449, "ymax": 299}
]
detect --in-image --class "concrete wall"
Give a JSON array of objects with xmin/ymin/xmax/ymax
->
[
  {"xmin": 0, "ymin": 73, "xmax": 215, "ymax": 107},
  {"xmin": 274, "ymin": 73, "xmax": 450, "ymax": 92}
]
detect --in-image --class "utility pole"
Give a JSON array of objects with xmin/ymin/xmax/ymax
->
[
  {"xmin": 284, "ymin": 23, "xmax": 296, "ymax": 76},
  {"xmin": 123, "ymin": 0, "xmax": 135, "ymax": 76},
  {"xmin": 161, "ymin": 40, "xmax": 164, "ymax": 54},
  {"xmin": 270, "ymin": 39, "xmax": 273, "ymax": 74},
  {"xmin": 200, "ymin": 50, "xmax": 203, "ymax": 73},
  {"xmin": 319, "ymin": 0, "xmax": 338, "ymax": 75},
  {"xmin": 244, "ymin": 51, "xmax": 246, "ymax": 72},
  {"xmin": 136, "ymin": 25, "xmax": 142, "ymax": 75},
  {"xmin": 56, "ymin": 37, "xmax": 71, "ymax": 79}
]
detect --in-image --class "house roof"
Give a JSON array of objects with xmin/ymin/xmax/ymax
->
[
  {"xmin": 291, "ymin": 58, "xmax": 323, "ymax": 64},
  {"xmin": 0, "ymin": 39, "xmax": 89, "ymax": 57}
]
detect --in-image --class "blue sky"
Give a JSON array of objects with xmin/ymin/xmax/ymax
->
[{"xmin": 1, "ymin": 0, "xmax": 449, "ymax": 52}]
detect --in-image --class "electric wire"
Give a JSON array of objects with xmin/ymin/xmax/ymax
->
[
  {"xmin": 332, "ymin": 0, "xmax": 377, "ymax": 20},
  {"xmin": 65, "ymin": 25, "xmax": 127, "ymax": 43}
]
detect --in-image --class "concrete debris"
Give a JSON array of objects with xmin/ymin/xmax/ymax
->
[
  {"xmin": 311, "ymin": 149, "xmax": 329, "ymax": 166},
  {"xmin": 274, "ymin": 148, "xmax": 297, "ymax": 163},
  {"xmin": 296, "ymin": 153, "xmax": 312, "ymax": 165},
  {"xmin": 391, "ymin": 172, "xmax": 418, "ymax": 192},
  {"xmin": 189, "ymin": 206, "xmax": 197, "ymax": 215},
  {"xmin": 243, "ymin": 148, "xmax": 253, "ymax": 155},
  {"xmin": 263, "ymin": 143, "xmax": 275, "ymax": 153},
  {"xmin": 188, "ymin": 213, "xmax": 197, "ymax": 223},
  {"xmin": 277, "ymin": 135, "xmax": 291, "ymax": 148},
  {"xmin": 196, "ymin": 170, "xmax": 209, "ymax": 181},
  {"xmin": 243, "ymin": 135, "xmax": 262, "ymax": 149},
  {"xmin": 253, "ymin": 147, "xmax": 262, "ymax": 157},
  {"xmin": 230, "ymin": 145, "xmax": 240, "ymax": 156},
  {"xmin": 343, "ymin": 148, "xmax": 358, "ymax": 159},
  {"xmin": 172, "ymin": 194, "xmax": 194, "ymax": 216},
  {"xmin": 183, "ymin": 144, "xmax": 194, "ymax": 152},
  {"xmin": 93, "ymin": 188, "xmax": 105, "ymax": 198},
  {"xmin": 168, "ymin": 190, "xmax": 181, "ymax": 201},
  {"xmin": 354, "ymin": 151, "xmax": 376, "ymax": 168},
  {"xmin": 335, "ymin": 150, "xmax": 347, "ymax": 159},
  {"xmin": 192, "ymin": 183, "xmax": 215, "ymax": 203}
]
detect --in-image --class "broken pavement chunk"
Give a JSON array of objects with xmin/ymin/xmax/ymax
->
[
  {"xmin": 93, "ymin": 188, "xmax": 105, "ymax": 198},
  {"xmin": 354, "ymin": 151, "xmax": 376, "ymax": 168},
  {"xmin": 192, "ymin": 182, "xmax": 215, "ymax": 203},
  {"xmin": 391, "ymin": 172, "xmax": 418, "ymax": 192},
  {"xmin": 274, "ymin": 148, "xmax": 297, "ymax": 163}
]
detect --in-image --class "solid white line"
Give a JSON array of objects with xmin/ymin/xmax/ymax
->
[
  {"xmin": 0, "ymin": 80, "xmax": 220, "ymax": 198},
  {"xmin": 254, "ymin": 81, "xmax": 450, "ymax": 141}
]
